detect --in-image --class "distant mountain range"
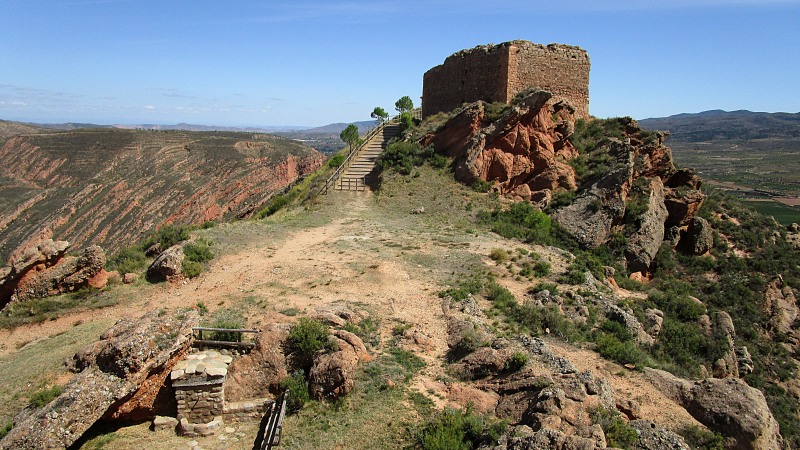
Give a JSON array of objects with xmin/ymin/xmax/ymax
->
[
  {"xmin": 638, "ymin": 110, "xmax": 800, "ymax": 141},
  {"xmin": 1, "ymin": 119, "xmax": 379, "ymax": 135}
]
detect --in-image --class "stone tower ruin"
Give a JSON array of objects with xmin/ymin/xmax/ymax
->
[{"xmin": 421, "ymin": 40, "xmax": 590, "ymax": 119}]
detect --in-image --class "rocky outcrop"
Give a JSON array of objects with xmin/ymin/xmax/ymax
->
[
  {"xmin": 624, "ymin": 177, "xmax": 669, "ymax": 272},
  {"xmin": 645, "ymin": 368, "xmax": 783, "ymax": 450},
  {"xmin": 762, "ymin": 275, "xmax": 799, "ymax": 342},
  {"xmin": 0, "ymin": 240, "xmax": 106, "ymax": 308},
  {"xmin": 0, "ymin": 239, "xmax": 70, "ymax": 307},
  {"xmin": 629, "ymin": 420, "xmax": 690, "ymax": 450},
  {"xmin": 426, "ymin": 97, "xmax": 703, "ymax": 272},
  {"xmin": 679, "ymin": 217, "xmax": 714, "ymax": 256},
  {"xmin": 426, "ymin": 90, "xmax": 578, "ymax": 199},
  {"xmin": 0, "ymin": 129, "xmax": 324, "ymax": 263},
  {"xmin": 308, "ymin": 330, "xmax": 370, "ymax": 400},
  {"xmin": 549, "ymin": 125, "xmax": 704, "ymax": 272},
  {"xmin": 1, "ymin": 310, "xmax": 199, "ymax": 449},
  {"xmin": 225, "ymin": 323, "xmax": 291, "ymax": 402}
]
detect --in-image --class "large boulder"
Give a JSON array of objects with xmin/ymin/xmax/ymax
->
[
  {"xmin": 1, "ymin": 239, "xmax": 72, "ymax": 307},
  {"xmin": 679, "ymin": 217, "xmax": 714, "ymax": 256},
  {"xmin": 551, "ymin": 140, "xmax": 633, "ymax": 248},
  {"xmin": 2, "ymin": 310, "xmax": 199, "ymax": 449},
  {"xmin": 308, "ymin": 330, "xmax": 369, "ymax": 400},
  {"xmin": 147, "ymin": 244, "xmax": 184, "ymax": 281},
  {"xmin": 10, "ymin": 245, "xmax": 106, "ymax": 303},
  {"xmin": 644, "ymin": 368, "xmax": 783, "ymax": 450},
  {"xmin": 225, "ymin": 323, "xmax": 291, "ymax": 402},
  {"xmin": 625, "ymin": 177, "xmax": 669, "ymax": 272}
]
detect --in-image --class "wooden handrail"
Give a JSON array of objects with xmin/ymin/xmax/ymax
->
[
  {"xmin": 192, "ymin": 327, "xmax": 260, "ymax": 333},
  {"xmin": 318, "ymin": 115, "xmax": 400, "ymax": 195}
]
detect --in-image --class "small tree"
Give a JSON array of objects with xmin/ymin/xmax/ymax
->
[
  {"xmin": 371, "ymin": 106, "xmax": 389, "ymax": 125},
  {"xmin": 395, "ymin": 96, "xmax": 414, "ymax": 114},
  {"xmin": 339, "ymin": 123, "xmax": 360, "ymax": 153}
]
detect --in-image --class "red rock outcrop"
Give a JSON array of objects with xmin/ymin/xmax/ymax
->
[
  {"xmin": 0, "ymin": 130, "xmax": 324, "ymax": 262},
  {"xmin": 426, "ymin": 94, "xmax": 704, "ymax": 272},
  {"xmin": 0, "ymin": 240, "xmax": 106, "ymax": 308},
  {"xmin": 427, "ymin": 90, "xmax": 577, "ymax": 200}
]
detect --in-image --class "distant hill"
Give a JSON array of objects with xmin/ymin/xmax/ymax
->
[
  {"xmin": 114, "ymin": 123, "xmax": 309, "ymax": 133},
  {"xmin": 639, "ymin": 110, "xmax": 800, "ymax": 225},
  {"xmin": 639, "ymin": 110, "xmax": 800, "ymax": 141},
  {"xmin": 299, "ymin": 120, "xmax": 377, "ymax": 135},
  {"xmin": 276, "ymin": 120, "xmax": 380, "ymax": 154},
  {"xmin": 0, "ymin": 128, "xmax": 323, "ymax": 262}
]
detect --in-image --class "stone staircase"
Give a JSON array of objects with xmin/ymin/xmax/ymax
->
[{"xmin": 334, "ymin": 123, "xmax": 402, "ymax": 191}]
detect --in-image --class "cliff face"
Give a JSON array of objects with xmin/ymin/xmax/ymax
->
[
  {"xmin": 424, "ymin": 91, "xmax": 703, "ymax": 273},
  {"xmin": 0, "ymin": 129, "xmax": 323, "ymax": 262}
]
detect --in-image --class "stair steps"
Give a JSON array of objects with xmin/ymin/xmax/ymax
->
[{"xmin": 334, "ymin": 123, "xmax": 402, "ymax": 192}]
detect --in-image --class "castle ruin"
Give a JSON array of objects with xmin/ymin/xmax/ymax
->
[{"xmin": 422, "ymin": 40, "xmax": 590, "ymax": 119}]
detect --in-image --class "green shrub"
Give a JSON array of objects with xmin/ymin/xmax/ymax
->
[
  {"xmin": 528, "ymin": 282, "xmax": 559, "ymax": 296},
  {"xmin": 181, "ymin": 259, "xmax": 203, "ymax": 278},
  {"xmin": 203, "ymin": 309, "xmax": 247, "ymax": 342},
  {"xmin": 479, "ymin": 202, "xmax": 552, "ymax": 243},
  {"xmin": 280, "ymin": 370, "xmax": 310, "ymax": 413},
  {"xmin": 400, "ymin": 111, "xmax": 415, "ymax": 131},
  {"xmin": 559, "ymin": 268, "xmax": 586, "ymax": 285},
  {"xmin": 144, "ymin": 224, "xmax": 191, "ymax": 250},
  {"xmin": 106, "ymin": 246, "xmax": 148, "ymax": 274},
  {"xmin": 549, "ymin": 191, "xmax": 577, "ymax": 209},
  {"xmin": 472, "ymin": 179, "xmax": 493, "ymax": 193},
  {"xmin": 429, "ymin": 153, "xmax": 450, "ymax": 169},
  {"xmin": 593, "ymin": 333, "xmax": 647, "ymax": 367},
  {"xmin": 680, "ymin": 425, "xmax": 724, "ymax": 450},
  {"xmin": 258, "ymin": 193, "xmax": 291, "ymax": 218},
  {"xmin": 29, "ymin": 385, "xmax": 63, "ymax": 408},
  {"xmin": 183, "ymin": 239, "xmax": 213, "ymax": 263},
  {"xmin": 377, "ymin": 141, "xmax": 431, "ymax": 175},
  {"xmin": 415, "ymin": 407, "xmax": 506, "ymax": 450},
  {"xmin": 489, "ymin": 248, "xmax": 509, "ymax": 262},
  {"xmin": 0, "ymin": 421, "xmax": 12, "ymax": 440},
  {"xmin": 328, "ymin": 153, "xmax": 345, "ymax": 168},
  {"xmin": 287, "ymin": 318, "xmax": 333, "ymax": 368},
  {"xmin": 439, "ymin": 275, "xmax": 486, "ymax": 302},
  {"xmin": 504, "ymin": 352, "xmax": 528, "ymax": 372},
  {"xmin": 590, "ymin": 406, "xmax": 638, "ymax": 449}
]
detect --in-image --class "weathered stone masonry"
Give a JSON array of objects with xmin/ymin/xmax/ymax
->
[{"xmin": 422, "ymin": 40, "xmax": 590, "ymax": 119}]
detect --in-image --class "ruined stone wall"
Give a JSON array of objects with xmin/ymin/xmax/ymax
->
[
  {"xmin": 175, "ymin": 381, "xmax": 225, "ymax": 425},
  {"xmin": 421, "ymin": 43, "xmax": 510, "ymax": 118},
  {"xmin": 508, "ymin": 42, "xmax": 590, "ymax": 119},
  {"xmin": 422, "ymin": 40, "xmax": 590, "ymax": 119}
]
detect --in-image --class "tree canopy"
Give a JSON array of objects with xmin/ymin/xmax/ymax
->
[
  {"xmin": 339, "ymin": 124, "xmax": 360, "ymax": 152},
  {"xmin": 371, "ymin": 106, "xmax": 389, "ymax": 124},
  {"xmin": 395, "ymin": 96, "xmax": 414, "ymax": 113}
]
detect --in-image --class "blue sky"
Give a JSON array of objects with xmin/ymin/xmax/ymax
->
[{"xmin": 1, "ymin": 0, "xmax": 798, "ymax": 127}]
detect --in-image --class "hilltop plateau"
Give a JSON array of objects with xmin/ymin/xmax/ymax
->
[
  {"xmin": 639, "ymin": 111, "xmax": 800, "ymax": 225},
  {"xmin": 0, "ymin": 90, "xmax": 798, "ymax": 450},
  {"xmin": 0, "ymin": 127, "xmax": 323, "ymax": 262}
]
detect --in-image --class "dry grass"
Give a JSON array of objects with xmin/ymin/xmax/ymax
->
[{"xmin": 0, "ymin": 318, "xmax": 113, "ymax": 425}]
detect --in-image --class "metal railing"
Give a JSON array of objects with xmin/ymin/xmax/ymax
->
[
  {"xmin": 253, "ymin": 391, "xmax": 288, "ymax": 450},
  {"xmin": 319, "ymin": 115, "xmax": 400, "ymax": 195}
]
